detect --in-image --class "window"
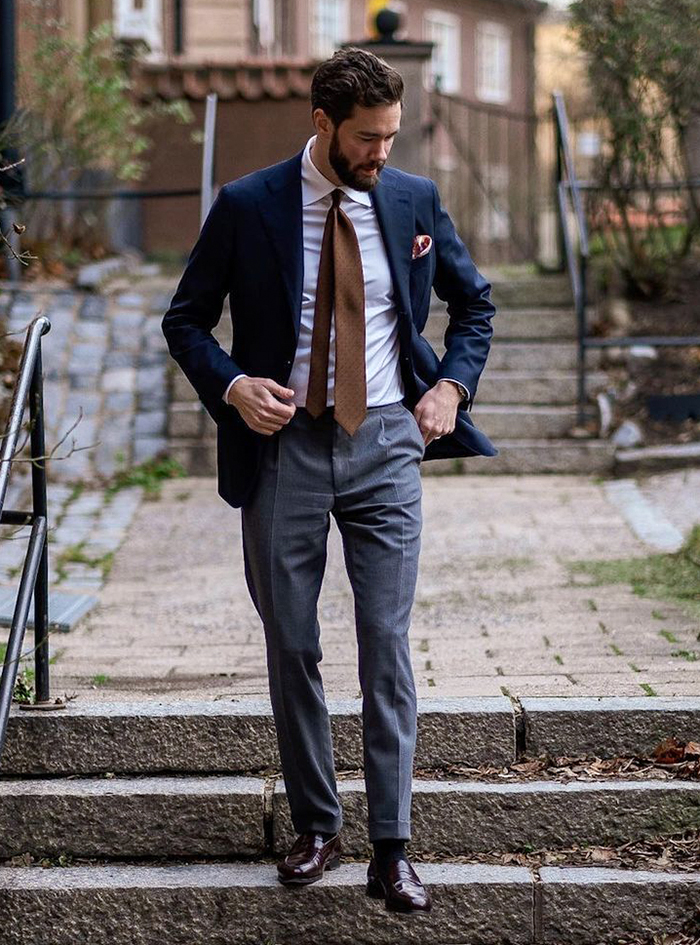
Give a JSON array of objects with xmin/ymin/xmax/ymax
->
[
  {"xmin": 310, "ymin": 0, "xmax": 349, "ymax": 59},
  {"xmin": 423, "ymin": 10, "xmax": 461, "ymax": 94},
  {"xmin": 251, "ymin": 0, "xmax": 294, "ymax": 56},
  {"xmin": 475, "ymin": 20, "xmax": 511, "ymax": 104},
  {"xmin": 113, "ymin": 0, "xmax": 163, "ymax": 55}
]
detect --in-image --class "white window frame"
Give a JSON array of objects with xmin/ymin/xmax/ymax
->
[
  {"xmin": 422, "ymin": 9, "xmax": 461, "ymax": 95},
  {"xmin": 475, "ymin": 20, "xmax": 511, "ymax": 105},
  {"xmin": 113, "ymin": 0, "xmax": 163, "ymax": 56},
  {"xmin": 253, "ymin": 0, "xmax": 276, "ymax": 53},
  {"xmin": 310, "ymin": 0, "xmax": 350, "ymax": 59}
]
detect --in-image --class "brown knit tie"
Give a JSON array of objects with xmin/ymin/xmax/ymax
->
[{"xmin": 305, "ymin": 188, "xmax": 367, "ymax": 435}]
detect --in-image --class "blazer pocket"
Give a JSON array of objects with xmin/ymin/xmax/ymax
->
[{"xmin": 411, "ymin": 251, "xmax": 432, "ymax": 269}]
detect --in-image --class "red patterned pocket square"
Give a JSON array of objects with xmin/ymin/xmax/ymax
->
[{"xmin": 412, "ymin": 234, "xmax": 433, "ymax": 259}]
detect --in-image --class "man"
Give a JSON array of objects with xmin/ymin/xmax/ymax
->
[{"xmin": 162, "ymin": 46, "xmax": 497, "ymax": 914}]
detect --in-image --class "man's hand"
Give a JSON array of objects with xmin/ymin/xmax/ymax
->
[
  {"xmin": 227, "ymin": 377, "xmax": 296, "ymax": 435},
  {"xmin": 413, "ymin": 380, "xmax": 462, "ymax": 445}
]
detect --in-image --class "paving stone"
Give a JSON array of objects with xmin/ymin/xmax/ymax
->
[
  {"xmin": 110, "ymin": 308, "xmax": 144, "ymax": 331},
  {"xmin": 114, "ymin": 292, "xmax": 146, "ymax": 309},
  {"xmin": 63, "ymin": 391, "xmax": 102, "ymax": 417},
  {"xmin": 78, "ymin": 296, "xmax": 107, "ymax": 322},
  {"xmin": 138, "ymin": 348, "xmax": 166, "ymax": 366},
  {"xmin": 137, "ymin": 389, "xmax": 168, "ymax": 411},
  {"xmin": 103, "ymin": 390, "xmax": 135, "ymax": 413},
  {"xmin": 136, "ymin": 366, "xmax": 166, "ymax": 396},
  {"xmin": 103, "ymin": 350, "xmax": 137, "ymax": 370},
  {"xmin": 132, "ymin": 435, "xmax": 168, "ymax": 464},
  {"xmin": 8, "ymin": 301, "xmax": 42, "ymax": 320},
  {"xmin": 102, "ymin": 369, "xmax": 136, "ymax": 393},
  {"xmin": 134, "ymin": 410, "xmax": 167, "ymax": 436},
  {"xmin": 43, "ymin": 307, "xmax": 76, "ymax": 333},
  {"xmin": 148, "ymin": 291, "xmax": 173, "ymax": 313},
  {"xmin": 73, "ymin": 321, "xmax": 108, "ymax": 342}
]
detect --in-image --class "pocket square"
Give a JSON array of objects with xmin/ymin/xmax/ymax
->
[{"xmin": 412, "ymin": 234, "xmax": 432, "ymax": 259}]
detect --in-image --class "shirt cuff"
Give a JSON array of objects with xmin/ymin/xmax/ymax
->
[
  {"xmin": 222, "ymin": 374, "xmax": 248, "ymax": 404},
  {"xmin": 439, "ymin": 377, "xmax": 470, "ymax": 403}
]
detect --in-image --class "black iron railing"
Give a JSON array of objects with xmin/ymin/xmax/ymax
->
[
  {"xmin": 0, "ymin": 312, "xmax": 61, "ymax": 769},
  {"xmin": 553, "ymin": 90, "xmax": 700, "ymax": 426},
  {"xmin": 552, "ymin": 91, "xmax": 590, "ymax": 426}
]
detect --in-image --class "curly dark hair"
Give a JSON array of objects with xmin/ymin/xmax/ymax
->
[{"xmin": 310, "ymin": 46, "xmax": 404, "ymax": 129}]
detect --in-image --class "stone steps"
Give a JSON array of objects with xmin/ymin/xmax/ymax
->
[
  {"xmin": 0, "ymin": 861, "xmax": 696, "ymax": 945},
  {"xmin": 0, "ymin": 773, "xmax": 696, "ymax": 860},
  {"xmin": 3, "ymin": 697, "xmax": 698, "ymax": 943},
  {"xmin": 487, "ymin": 277, "xmax": 575, "ymax": 309},
  {"xmin": 423, "ymin": 438, "xmax": 616, "ymax": 475},
  {"xmin": 468, "ymin": 404, "xmax": 594, "ymax": 439},
  {"xmin": 474, "ymin": 370, "xmax": 606, "ymax": 405},
  {"xmin": 425, "ymin": 305, "xmax": 582, "ymax": 343},
  {"xmin": 425, "ymin": 331, "xmax": 598, "ymax": 374},
  {"xmin": 4, "ymin": 696, "xmax": 699, "ymax": 776}
]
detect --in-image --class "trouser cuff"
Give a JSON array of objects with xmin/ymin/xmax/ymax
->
[{"xmin": 368, "ymin": 820, "xmax": 411, "ymax": 842}]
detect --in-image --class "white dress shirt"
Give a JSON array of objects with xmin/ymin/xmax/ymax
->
[{"xmin": 222, "ymin": 134, "xmax": 469, "ymax": 408}]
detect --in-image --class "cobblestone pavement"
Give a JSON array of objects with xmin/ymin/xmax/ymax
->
[
  {"xmin": 0, "ymin": 272, "xmax": 175, "ymax": 591},
  {"xmin": 0, "ymin": 274, "xmax": 174, "ymax": 483},
  {"xmin": 33, "ymin": 469, "xmax": 700, "ymax": 704}
]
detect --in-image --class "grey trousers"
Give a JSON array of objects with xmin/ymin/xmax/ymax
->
[{"xmin": 240, "ymin": 400, "xmax": 425, "ymax": 842}]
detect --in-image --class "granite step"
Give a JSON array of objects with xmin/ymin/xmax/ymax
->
[
  {"xmin": 474, "ymin": 370, "xmax": 607, "ymax": 405},
  {"xmin": 0, "ymin": 774, "xmax": 696, "ymax": 860},
  {"xmin": 425, "ymin": 307, "xmax": 584, "ymax": 343},
  {"xmin": 428, "ymin": 306, "xmax": 584, "ymax": 341},
  {"xmin": 3, "ymin": 696, "xmax": 698, "ymax": 777},
  {"xmin": 468, "ymin": 403, "xmax": 595, "ymax": 439},
  {"xmin": 421, "ymin": 339, "xmax": 601, "ymax": 372},
  {"xmin": 423, "ymin": 439, "xmax": 617, "ymax": 475},
  {"xmin": 0, "ymin": 861, "xmax": 696, "ymax": 945}
]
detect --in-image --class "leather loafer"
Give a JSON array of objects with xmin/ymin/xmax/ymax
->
[
  {"xmin": 277, "ymin": 832, "xmax": 342, "ymax": 885},
  {"xmin": 366, "ymin": 855, "xmax": 432, "ymax": 912}
]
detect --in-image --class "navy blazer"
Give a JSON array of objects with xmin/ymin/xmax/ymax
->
[{"xmin": 161, "ymin": 145, "xmax": 498, "ymax": 510}]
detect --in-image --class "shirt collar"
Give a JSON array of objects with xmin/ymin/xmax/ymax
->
[{"xmin": 301, "ymin": 134, "xmax": 372, "ymax": 208}]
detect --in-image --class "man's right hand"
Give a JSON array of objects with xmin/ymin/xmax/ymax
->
[{"xmin": 226, "ymin": 377, "xmax": 296, "ymax": 435}]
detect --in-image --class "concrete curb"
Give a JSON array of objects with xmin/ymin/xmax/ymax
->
[
  {"xmin": 4, "ymin": 696, "xmax": 698, "ymax": 776},
  {"xmin": 0, "ymin": 862, "xmax": 697, "ymax": 944},
  {"xmin": 615, "ymin": 442, "xmax": 700, "ymax": 474},
  {"xmin": 1, "ymin": 776, "xmax": 697, "ymax": 860}
]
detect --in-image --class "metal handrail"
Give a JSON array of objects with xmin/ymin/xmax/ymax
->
[
  {"xmin": 552, "ymin": 90, "xmax": 590, "ymax": 426},
  {"xmin": 553, "ymin": 91, "xmax": 700, "ymax": 427},
  {"xmin": 0, "ymin": 312, "xmax": 60, "ymax": 769}
]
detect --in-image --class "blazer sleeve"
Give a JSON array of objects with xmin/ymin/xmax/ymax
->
[
  {"xmin": 161, "ymin": 184, "xmax": 244, "ymax": 424},
  {"xmin": 430, "ymin": 180, "xmax": 496, "ymax": 411}
]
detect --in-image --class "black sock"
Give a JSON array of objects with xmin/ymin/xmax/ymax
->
[{"xmin": 373, "ymin": 837, "xmax": 406, "ymax": 867}]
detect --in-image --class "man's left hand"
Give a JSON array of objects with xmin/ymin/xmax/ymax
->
[{"xmin": 413, "ymin": 380, "xmax": 462, "ymax": 446}]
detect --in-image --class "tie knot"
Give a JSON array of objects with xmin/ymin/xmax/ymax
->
[{"xmin": 331, "ymin": 188, "xmax": 343, "ymax": 208}]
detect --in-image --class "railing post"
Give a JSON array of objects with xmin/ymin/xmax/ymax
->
[
  {"xmin": 577, "ymin": 248, "xmax": 588, "ymax": 426},
  {"xmin": 28, "ymin": 345, "xmax": 50, "ymax": 703},
  {"xmin": 554, "ymin": 101, "xmax": 566, "ymax": 273}
]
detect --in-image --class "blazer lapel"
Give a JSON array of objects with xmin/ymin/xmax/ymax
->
[
  {"xmin": 370, "ymin": 181, "xmax": 414, "ymax": 320},
  {"xmin": 257, "ymin": 150, "xmax": 305, "ymax": 339},
  {"xmin": 256, "ymin": 149, "xmax": 414, "ymax": 343}
]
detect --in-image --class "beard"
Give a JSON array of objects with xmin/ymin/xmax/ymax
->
[{"xmin": 328, "ymin": 128, "xmax": 384, "ymax": 192}]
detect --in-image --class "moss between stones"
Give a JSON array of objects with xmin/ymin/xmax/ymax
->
[{"xmin": 566, "ymin": 524, "xmax": 700, "ymax": 621}]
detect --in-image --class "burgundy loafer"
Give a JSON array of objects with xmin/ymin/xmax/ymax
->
[
  {"xmin": 366, "ymin": 855, "xmax": 432, "ymax": 912},
  {"xmin": 276, "ymin": 832, "xmax": 342, "ymax": 885}
]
